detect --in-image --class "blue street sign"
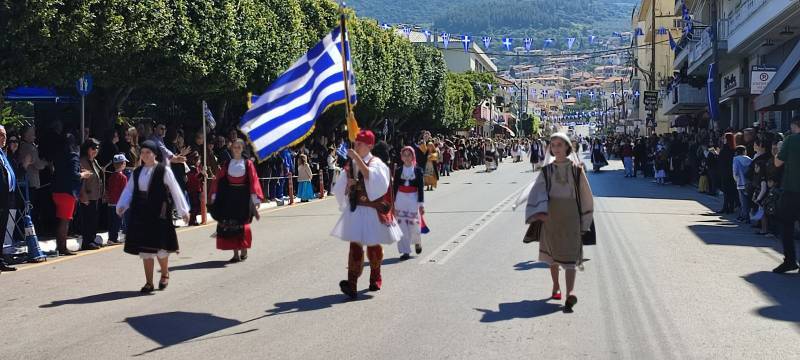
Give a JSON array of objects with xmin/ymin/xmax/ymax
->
[{"xmin": 76, "ymin": 74, "xmax": 93, "ymax": 96}]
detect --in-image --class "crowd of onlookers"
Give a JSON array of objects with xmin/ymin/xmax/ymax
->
[
  {"xmin": 591, "ymin": 117, "xmax": 800, "ymax": 273},
  {"xmin": 0, "ymin": 119, "xmax": 530, "ymax": 271}
]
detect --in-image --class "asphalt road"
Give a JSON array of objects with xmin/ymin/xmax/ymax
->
[{"xmin": 2, "ymin": 154, "xmax": 799, "ymax": 359}]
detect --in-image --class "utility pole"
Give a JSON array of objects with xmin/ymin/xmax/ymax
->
[
  {"xmin": 710, "ymin": 0, "xmax": 720, "ymax": 130},
  {"xmin": 650, "ymin": 0, "xmax": 656, "ymax": 92}
]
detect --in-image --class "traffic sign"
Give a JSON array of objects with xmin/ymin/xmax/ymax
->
[
  {"xmin": 750, "ymin": 65, "xmax": 776, "ymax": 95},
  {"xmin": 76, "ymin": 74, "xmax": 93, "ymax": 96},
  {"xmin": 643, "ymin": 91, "xmax": 658, "ymax": 105}
]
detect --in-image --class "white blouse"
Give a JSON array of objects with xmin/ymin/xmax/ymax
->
[
  {"xmin": 228, "ymin": 159, "xmax": 246, "ymax": 177},
  {"xmin": 116, "ymin": 164, "xmax": 190, "ymax": 217}
]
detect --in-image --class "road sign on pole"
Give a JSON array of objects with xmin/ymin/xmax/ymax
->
[{"xmin": 76, "ymin": 74, "xmax": 93, "ymax": 143}]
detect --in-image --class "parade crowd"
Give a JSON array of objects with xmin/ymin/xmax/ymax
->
[
  {"xmin": 0, "ymin": 120, "xmax": 535, "ymax": 274},
  {"xmin": 588, "ymin": 117, "xmax": 800, "ymax": 274}
]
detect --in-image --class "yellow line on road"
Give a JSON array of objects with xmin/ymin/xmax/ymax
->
[{"xmin": 14, "ymin": 197, "xmax": 332, "ymax": 272}]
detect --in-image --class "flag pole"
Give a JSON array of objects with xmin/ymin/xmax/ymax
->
[
  {"xmin": 339, "ymin": 5, "xmax": 360, "ymax": 212},
  {"xmin": 201, "ymin": 101, "xmax": 208, "ymax": 224},
  {"xmin": 339, "ymin": 8, "xmax": 354, "ymax": 125}
]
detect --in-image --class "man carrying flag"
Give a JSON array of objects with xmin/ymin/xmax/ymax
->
[{"xmin": 330, "ymin": 129, "xmax": 402, "ymax": 299}]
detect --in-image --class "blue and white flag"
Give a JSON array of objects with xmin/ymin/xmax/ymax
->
[
  {"xmin": 402, "ymin": 26, "xmax": 411, "ymax": 38},
  {"xmin": 462, "ymin": 35, "xmax": 471, "ymax": 53},
  {"xmin": 482, "ymin": 36, "xmax": 491, "ymax": 49},
  {"xmin": 658, "ymin": 27, "xmax": 668, "ymax": 35},
  {"xmin": 502, "ymin": 37, "xmax": 513, "ymax": 51},
  {"xmin": 442, "ymin": 33, "xmax": 450, "ymax": 49},
  {"xmin": 567, "ymin": 37, "xmax": 576, "ymax": 50},
  {"xmin": 202, "ymin": 100, "xmax": 216, "ymax": 129},
  {"xmin": 240, "ymin": 26, "xmax": 357, "ymax": 161},
  {"xmin": 635, "ymin": 28, "xmax": 644, "ymax": 37},
  {"xmin": 336, "ymin": 141, "xmax": 348, "ymax": 158},
  {"xmin": 668, "ymin": 31, "xmax": 677, "ymax": 50},
  {"xmin": 707, "ymin": 63, "xmax": 719, "ymax": 121},
  {"xmin": 589, "ymin": 35, "xmax": 596, "ymax": 45},
  {"xmin": 381, "ymin": 23, "xmax": 391, "ymax": 30},
  {"xmin": 524, "ymin": 38, "xmax": 533, "ymax": 52},
  {"xmin": 543, "ymin": 38, "xmax": 554, "ymax": 48},
  {"xmin": 424, "ymin": 29, "xmax": 432, "ymax": 42},
  {"xmin": 487, "ymin": 84, "xmax": 493, "ymax": 91}
]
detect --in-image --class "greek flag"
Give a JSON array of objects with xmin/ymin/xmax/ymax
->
[
  {"xmin": 240, "ymin": 26, "xmax": 357, "ymax": 161},
  {"xmin": 336, "ymin": 141, "xmax": 348, "ymax": 158},
  {"xmin": 202, "ymin": 100, "xmax": 216, "ymax": 129}
]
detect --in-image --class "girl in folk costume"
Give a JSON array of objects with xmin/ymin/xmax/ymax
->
[
  {"xmin": 394, "ymin": 146, "xmax": 425, "ymax": 260},
  {"xmin": 525, "ymin": 133, "xmax": 594, "ymax": 313},
  {"xmin": 424, "ymin": 142, "xmax": 439, "ymax": 190},
  {"xmin": 331, "ymin": 130, "xmax": 402, "ymax": 300},
  {"xmin": 210, "ymin": 139, "xmax": 264, "ymax": 263},
  {"xmin": 116, "ymin": 140, "xmax": 190, "ymax": 293},
  {"xmin": 296, "ymin": 154, "xmax": 315, "ymax": 202}
]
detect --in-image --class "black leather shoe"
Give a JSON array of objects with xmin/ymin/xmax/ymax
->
[
  {"xmin": 772, "ymin": 262, "xmax": 799, "ymax": 274},
  {"xmin": 399, "ymin": 254, "xmax": 411, "ymax": 261},
  {"xmin": 81, "ymin": 242, "xmax": 100, "ymax": 251},
  {"xmin": 0, "ymin": 264, "xmax": 17, "ymax": 272},
  {"xmin": 339, "ymin": 280, "xmax": 357, "ymax": 299}
]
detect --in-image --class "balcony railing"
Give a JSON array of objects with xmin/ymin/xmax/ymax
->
[
  {"xmin": 689, "ymin": 27, "xmax": 712, "ymax": 66},
  {"xmin": 663, "ymin": 83, "xmax": 707, "ymax": 115}
]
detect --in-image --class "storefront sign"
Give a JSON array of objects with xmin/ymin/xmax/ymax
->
[
  {"xmin": 751, "ymin": 65, "xmax": 777, "ymax": 95},
  {"xmin": 722, "ymin": 66, "xmax": 745, "ymax": 96}
]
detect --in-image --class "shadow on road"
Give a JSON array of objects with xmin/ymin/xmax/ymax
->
[
  {"xmin": 475, "ymin": 299, "xmax": 561, "ymax": 322},
  {"xmin": 687, "ymin": 224, "xmax": 782, "ymax": 253},
  {"xmin": 169, "ymin": 260, "xmax": 230, "ymax": 271},
  {"xmin": 40, "ymin": 291, "xmax": 148, "ymax": 308},
  {"xmin": 125, "ymin": 311, "xmax": 252, "ymax": 356},
  {"xmin": 513, "ymin": 261, "xmax": 550, "ymax": 271},
  {"xmin": 265, "ymin": 292, "xmax": 374, "ymax": 316},
  {"xmin": 744, "ymin": 271, "xmax": 800, "ymax": 325}
]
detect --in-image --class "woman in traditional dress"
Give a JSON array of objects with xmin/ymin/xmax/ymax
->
[
  {"xmin": 526, "ymin": 133, "xmax": 594, "ymax": 313},
  {"xmin": 116, "ymin": 140, "xmax": 190, "ymax": 293},
  {"xmin": 424, "ymin": 142, "xmax": 438, "ymax": 191},
  {"xmin": 210, "ymin": 139, "xmax": 263, "ymax": 263},
  {"xmin": 590, "ymin": 138, "xmax": 608, "ymax": 172},
  {"xmin": 296, "ymin": 154, "xmax": 315, "ymax": 202},
  {"xmin": 393, "ymin": 146, "xmax": 425, "ymax": 260}
]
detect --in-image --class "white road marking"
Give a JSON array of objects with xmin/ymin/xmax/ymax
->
[{"xmin": 419, "ymin": 185, "xmax": 526, "ymax": 265}]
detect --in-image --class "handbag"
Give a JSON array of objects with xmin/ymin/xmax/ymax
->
[
  {"xmin": 523, "ymin": 221, "xmax": 543, "ymax": 243},
  {"xmin": 572, "ymin": 166, "xmax": 596, "ymax": 246},
  {"xmin": 523, "ymin": 167, "xmax": 551, "ymax": 244}
]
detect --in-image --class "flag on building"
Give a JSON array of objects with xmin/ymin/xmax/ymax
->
[
  {"xmin": 239, "ymin": 25, "xmax": 357, "ymax": 161},
  {"xmin": 442, "ymin": 33, "xmax": 450, "ymax": 48},
  {"xmin": 668, "ymin": 31, "xmax": 677, "ymax": 50},
  {"xmin": 482, "ymin": 36, "xmax": 491, "ymax": 49},
  {"xmin": 502, "ymin": 37, "xmax": 513, "ymax": 51},
  {"xmin": 462, "ymin": 35, "xmax": 471, "ymax": 53},
  {"xmin": 567, "ymin": 37, "xmax": 576, "ymax": 49}
]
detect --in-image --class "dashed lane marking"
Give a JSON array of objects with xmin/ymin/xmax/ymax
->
[{"xmin": 419, "ymin": 185, "xmax": 525, "ymax": 265}]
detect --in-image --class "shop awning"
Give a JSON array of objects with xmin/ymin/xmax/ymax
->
[
  {"xmin": 754, "ymin": 40, "xmax": 800, "ymax": 111},
  {"xmin": 3, "ymin": 86, "xmax": 76, "ymax": 103}
]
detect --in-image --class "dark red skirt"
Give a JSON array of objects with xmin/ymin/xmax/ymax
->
[{"xmin": 216, "ymin": 224, "xmax": 253, "ymax": 250}]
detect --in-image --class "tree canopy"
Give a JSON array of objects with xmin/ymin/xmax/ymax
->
[{"xmin": 1, "ymin": 0, "xmax": 493, "ymax": 135}]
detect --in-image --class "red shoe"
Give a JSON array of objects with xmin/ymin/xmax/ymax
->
[
  {"xmin": 369, "ymin": 279, "xmax": 382, "ymax": 291},
  {"xmin": 551, "ymin": 291, "xmax": 562, "ymax": 300}
]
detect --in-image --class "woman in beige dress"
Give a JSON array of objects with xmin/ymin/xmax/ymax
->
[{"xmin": 526, "ymin": 133, "xmax": 593, "ymax": 313}]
